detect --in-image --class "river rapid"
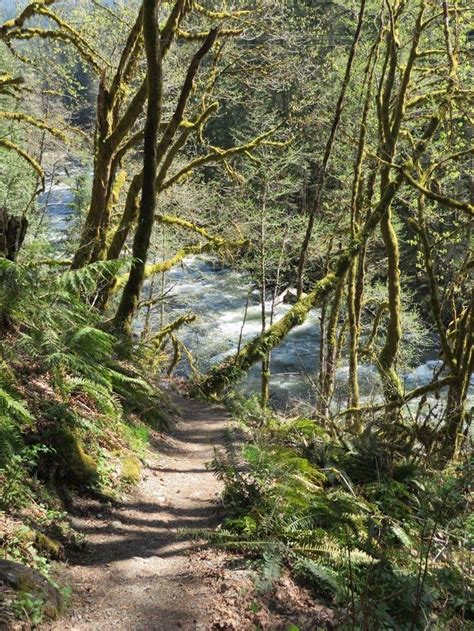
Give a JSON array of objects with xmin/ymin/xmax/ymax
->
[{"xmin": 41, "ymin": 180, "xmax": 472, "ymax": 410}]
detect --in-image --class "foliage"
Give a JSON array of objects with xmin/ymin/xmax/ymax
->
[
  {"xmin": 208, "ymin": 399, "xmax": 473, "ymax": 629},
  {"xmin": 0, "ymin": 256, "xmax": 167, "ymax": 590}
]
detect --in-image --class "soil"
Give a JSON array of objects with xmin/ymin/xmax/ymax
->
[{"xmin": 41, "ymin": 392, "xmax": 335, "ymax": 631}]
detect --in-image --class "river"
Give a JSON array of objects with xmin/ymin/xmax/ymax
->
[{"xmin": 40, "ymin": 179, "xmax": 472, "ymax": 410}]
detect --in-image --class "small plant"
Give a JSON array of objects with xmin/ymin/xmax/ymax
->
[
  {"xmin": 11, "ymin": 592, "xmax": 45, "ymax": 627},
  {"xmin": 0, "ymin": 446, "xmax": 49, "ymax": 511}
]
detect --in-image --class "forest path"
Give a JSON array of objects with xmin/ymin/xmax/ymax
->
[{"xmin": 45, "ymin": 391, "xmax": 231, "ymax": 631}]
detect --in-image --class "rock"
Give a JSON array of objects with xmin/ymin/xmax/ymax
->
[
  {"xmin": 0, "ymin": 559, "xmax": 63, "ymax": 621},
  {"xmin": 282, "ymin": 288, "xmax": 307, "ymax": 304},
  {"xmin": 109, "ymin": 520, "xmax": 123, "ymax": 530},
  {"xmin": 274, "ymin": 287, "xmax": 308, "ymax": 305}
]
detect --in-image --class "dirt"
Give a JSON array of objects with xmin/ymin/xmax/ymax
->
[{"xmin": 41, "ymin": 392, "xmax": 334, "ymax": 631}]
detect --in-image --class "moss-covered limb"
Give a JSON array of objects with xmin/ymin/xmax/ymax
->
[
  {"xmin": 106, "ymin": 173, "xmax": 142, "ymax": 264},
  {"xmin": 443, "ymin": 292, "xmax": 473, "ymax": 460},
  {"xmin": 197, "ymin": 272, "xmax": 341, "ymax": 397},
  {"xmin": 320, "ymin": 275, "xmax": 346, "ymax": 418},
  {"xmin": 71, "ymin": 114, "xmax": 114, "ymax": 269},
  {"xmin": 376, "ymin": 3, "xmax": 429, "ymax": 403},
  {"xmin": 296, "ymin": 0, "xmax": 367, "ymax": 298},
  {"xmin": 360, "ymin": 301, "xmax": 389, "ymax": 355},
  {"xmin": 177, "ymin": 28, "xmax": 242, "ymax": 41},
  {"xmin": 36, "ymin": 5, "xmax": 107, "ymax": 67},
  {"xmin": 0, "ymin": 111, "xmax": 67, "ymax": 141},
  {"xmin": 147, "ymin": 313, "xmax": 196, "ymax": 347},
  {"xmin": 403, "ymin": 171, "xmax": 474, "ymax": 217},
  {"xmin": 155, "ymin": 213, "xmax": 228, "ymax": 245},
  {"xmin": 160, "ymin": 127, "xmax": 280, "ymax": 191},
  {"xmin": 7, "ymin": 28, "xmax": 102, "ymax": 73},
  {"xmin": 156, "ymin": 102, "xmax": 219, "ymax": 189},
  {"xmin": 347, "ymin": 262, "xmax": 360, "ymax": 417},
  {"xmin": 427, "ymin": 148, "xmax": 474, "ymax": 176},
  {"xmin": 114, "ymin": 0, "xmax": 162, "ymax": 335},
  {"xmin": 404, "ymin": 89, "xmax": 472, "ymax": 110},
  {"xmin": 0, "ymin": 139, "xmax": 44, "ymax": 178},
  {"xmin": 157, "ymin": 29, "xmax": 218, "ymax": 166},
  {"xmin": 0, "ymin": 74, "xmax": 25, "ymax": 94},
  {"xmin": 108, "ymin": 5, "xmax": 144, "ymax": 104},
  {"xmin": 192, "ymin": 3, "xmax": 251, "ymax": 20},
  {"xmin": 113, "ymin": 238, "xmax": 244, "ymax": 291},
  {"xmin": 411, "ymin": 197, "xmax": 455, "ymax": 371},
  {"xmin": 338, "ymin": 376, "xmax": 456, "ymax": 419},
  {"xmin": 167, "ymin": 334, "xmax": 181, "ymax": 376},
  {"xmin": 0, "ymin": 0, "xmax": 57, "ymax": 37},
  {"xmin": 346, "ymin": 31, "xmax": 380, "ymax": 421},
  {"xmin": 378, "ymin": 207, "xmax": 403, "ymax": 400},
  {"xmin": 389, "ymin": 3, "xmax": 426, "ymax": 143}
]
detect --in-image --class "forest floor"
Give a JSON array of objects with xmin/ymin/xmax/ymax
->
[{"xmin": 41, "ymin": 390, "xmax": 334, "ymax": 631}]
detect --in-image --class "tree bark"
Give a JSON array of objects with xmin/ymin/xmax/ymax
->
[{"xmin": 113, "ymin": 0, "xmax": 162, "ymax": 334}]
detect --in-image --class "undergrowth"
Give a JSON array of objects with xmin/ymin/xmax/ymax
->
[
  {"xmin": 0, "ymin": 257, "xmax": 167, "ymax": 624},
  {"xmin": 207, "ymin": 395, "xmax": 473, "ymax": 630}
]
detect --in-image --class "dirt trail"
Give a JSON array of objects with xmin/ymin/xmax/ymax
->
[{"xmin": 46, "ymin": 393, "xmax": 230, "ymax": 631}]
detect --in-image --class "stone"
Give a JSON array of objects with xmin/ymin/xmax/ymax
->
[
  {"xmin": 109, "ymin": 521, "xmax": 123, "ymax": 530},
  {"xmin": 0, "ymin": 559, "xmax": 63, "ymax": 621}
]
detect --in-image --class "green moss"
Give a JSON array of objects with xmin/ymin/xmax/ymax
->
[
  {"xmin": 35, "ymin": 533, "xmax": 63, "ymax": 560},
  {"xmin": 120, "ymin": 454, "xmax": 141, "ymax": 486},
  {"xmin": 50, "ymin": 426, "xmax": 98, "ymax": 486}
]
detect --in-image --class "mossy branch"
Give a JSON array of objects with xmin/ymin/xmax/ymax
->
[
  {"xmin": 147, "ymin": 313, "xmax": 196, "ymax": 346},
  {"xmin": 0, "ymin": 139, "xmax": 44, "ymax": 178},
  {"xmin": 6, "ymin": 28, "xmax": 102, "ymax": 73},
  {"xmin": 403, "ymin": 171, "xmax": 474, "ymax": 217},
  {"xmin": 155, "ymin": 214, "xmax": 231, "ymax": 245},
  {"xmin": 338, "ymin": 376, "xmax": 456, "ymax": 418},
  {"xmin": 0, "ymin": 0, "xmax": 57, "ymax": 36},
  {"xmin": 0, "ymin": 111, "xmax": 66, "ymax": 141},
  {"xmin": 192, "ymin": 3, "xmax": 251, "ymax": 20},
  {"xmin": 114, "ymin": 238, "xmax": 244, "ymax": 291},
  {"xmin": 177, "ymin": 28, "xmax": 242, "ymax": 41},
  {"xmin": 160, "ymin": 128, "xmax": 280, "ymax": 191}
]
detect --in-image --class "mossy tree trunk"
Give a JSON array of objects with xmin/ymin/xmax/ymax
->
[
  {"xmin": 296, "ymin": 0, "xmax": 367, "ymax": 297},
  {"xmin": 113, "ymin": 0, "xmax": 163, "ymax": 335},
  {"xmin": 375, "ymin": 2, "xmax": 426, "ymax": 402},
  {"xmin": 346, "ymin": 33, "xmax": 379, "ymax": 428},
  {"xmin": 319, "ymin": 275, "xmax": 346, "ymax": 418}
]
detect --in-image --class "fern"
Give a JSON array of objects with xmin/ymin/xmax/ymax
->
[
  {"xmin": 294, "ymin": 558, "xmax": 346, "ymax": 600},
  {"xmin": 0, "ymin": 415, "xmax": 23, "ymax": 467},
  {"xmin": 256, "ymin": 549, "xmax": 284, "ymax": 591}
]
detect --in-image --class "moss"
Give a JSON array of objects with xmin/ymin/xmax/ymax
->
[
  {"xmin": 35, "ymin": 532, "xmax": 64, "ymax": 560},
  {"xmin": 50, "ymin": 426, "xmax": 98, "ymax": 486},
  {"xmin": 120, "ymin": 454, "xmax": 141, "ymax": 486}
]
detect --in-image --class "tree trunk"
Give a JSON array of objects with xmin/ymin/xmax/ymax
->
[
  {"xmin": 71, "ymin": 81, "xmax": 114, "ymax": 269},
  {"xmin": 114, "ymin": 0, "xmax": 162, "ymax": 334},
  {"xmin": 0, "ymin": 208, "xmax": 28, "ymax": 261}
]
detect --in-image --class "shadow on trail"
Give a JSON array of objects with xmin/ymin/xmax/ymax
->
[{"xmin": 66, "ymin": 400, "xmax": 228, "ymax": 570}]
